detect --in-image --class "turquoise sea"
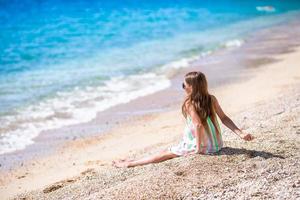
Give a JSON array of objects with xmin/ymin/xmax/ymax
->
[{"xmin": 1, "ymin": 0, "xmax": 300, "ymax": 154}]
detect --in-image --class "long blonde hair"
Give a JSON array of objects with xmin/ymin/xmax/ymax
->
[{"xmin": 181, "ymin": 71, "xmax": 218, "ymax": 131}]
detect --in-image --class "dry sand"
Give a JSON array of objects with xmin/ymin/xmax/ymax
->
[{"xmin": 1, "ymin": 45, "xmax": 300, "ymax": 199}]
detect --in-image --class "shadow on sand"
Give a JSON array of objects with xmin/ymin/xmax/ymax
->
[{"xmin": 210, "ymin": 147, "xmax": 285, "ymax": 159}]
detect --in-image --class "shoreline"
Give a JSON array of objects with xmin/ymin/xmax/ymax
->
[{"xmin": 1, "ymin": 18, "xmax": 300, "ymax": 199}]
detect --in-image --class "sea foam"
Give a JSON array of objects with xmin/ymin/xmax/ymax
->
[{"xmin": 0, "ymin": 73, "xmax": 170, "ymax": 154}]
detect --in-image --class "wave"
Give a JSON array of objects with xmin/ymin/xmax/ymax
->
[
  {"xmin": 256, "ymin": 6, "xmax": 276, "ymax": 13},
  {"xmin": 221, "ymin": 39, "xmax": 244, "ymax": 48},
  {"xmin": 0, "ymin": 72, "xmax": 170, "ymax": 154}
]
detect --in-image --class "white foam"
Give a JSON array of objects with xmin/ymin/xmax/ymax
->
[
  {"xmin": 159, "ymin": 50, "xmax": 213, "ymax": 73},
  {"xmin": 222, "ymin": 39, "xmax": 244, "ymax": 48},
  {"xmin": 256, "ymin": 6, "xmax": 276, "ymax": 13},
  {"xmin": 159, "ymin": 39, "xmax": 243, "ymax": 73},
  {"xmin": 161, "ymin": 57, "xmax": 197, "ymax": 70},
  {"xmin": 0, "ymin": 72, "xmax": 171, "ymax": 155}
]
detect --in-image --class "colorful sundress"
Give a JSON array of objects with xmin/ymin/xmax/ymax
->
[{"xmin": 169, "ymin": 114, "xmax": 223, "ymax": 156}]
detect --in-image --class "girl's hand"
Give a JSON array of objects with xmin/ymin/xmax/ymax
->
[{"xmin": 240, "ymin": 132, "xmax": 254, "ymax": 141}]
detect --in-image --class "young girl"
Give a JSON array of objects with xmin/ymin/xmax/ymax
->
[{"xmin": 112, "ymin": 71, "xmax": 254, "ymax": 168}]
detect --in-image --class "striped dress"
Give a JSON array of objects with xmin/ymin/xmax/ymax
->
[{"xmin": 169, "ymin": 114, "xmax": 223, "ymax": 156}]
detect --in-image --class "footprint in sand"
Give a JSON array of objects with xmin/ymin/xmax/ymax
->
[
  {"xmin": 43, "ymin": 178, "xmax": 77, "ymax": 193},
  {"xmin": 43, "ymin": 168, "xmax": 97, "ymax": 194},
  {"xmin": 17, "ymin": 172, "xmax": 29, "ymax": 179},
  {"xmin": 174, "ymin": 171, "xmax": 186, "ymax": 177},
  {"xmin": 80, "ymin": 168, "xmax": 96, "ymax": 176},
  {"xmin": 17, "ymin": 175, "xmax": 26, "ymax": 179}
]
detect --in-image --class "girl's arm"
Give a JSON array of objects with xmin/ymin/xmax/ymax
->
[
  {"xmin": 187, "ymin": 104, "xmax": 206, "ymax": 154},
  {"xmin": 211, "ymin": 95, "xmax": 253, "ymax": 141}
]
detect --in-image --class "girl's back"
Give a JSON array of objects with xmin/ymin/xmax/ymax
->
[
  {"xmin": 169, "ymin": 106, "xmax": 223, "ymax": 156},
  {"xmin": 187, "ymin": 113, "xmax": 223, "ymax": 154}
]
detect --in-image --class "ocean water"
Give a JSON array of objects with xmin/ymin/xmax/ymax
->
[{"xmin": 1, "ymin": 0, "xmax": 300, "ymax": 155}]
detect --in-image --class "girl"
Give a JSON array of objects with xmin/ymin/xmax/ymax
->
[{"xmin": 112, "ymin": 71, "xmax": 254, "ymax": 168}]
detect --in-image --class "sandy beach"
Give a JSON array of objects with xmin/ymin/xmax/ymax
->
[{"xmin": 0, "ymin": 23, "xmax": 299, "ymax": 199}]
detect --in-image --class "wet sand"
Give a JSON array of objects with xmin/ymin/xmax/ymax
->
[{"xmin": 1, "ymin": 19, "xmax": 300, "ymax": 199}]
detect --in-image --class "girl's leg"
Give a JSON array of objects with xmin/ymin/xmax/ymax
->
[{"xmin": 113, "ymin": 149, "xmax": 179, "ymax": 168}]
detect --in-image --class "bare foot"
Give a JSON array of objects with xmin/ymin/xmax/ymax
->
[
  {"xmin": 112, "ymin": 158, "xmax": 135, "ymax": 168},
  {"xmin": 112, "ymin": 160, "xmax": 131, "ymax": 168},
  {"xmin": 112, "ymin": 157, "xmax": 134, "ymax": 163}
]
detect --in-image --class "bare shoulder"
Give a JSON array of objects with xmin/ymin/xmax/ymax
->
[
  {"xmin": 210, "ymin": 94, "xmax": 226, "ymax": 119},
  {"xmin": 210, "ymin": 94, "xmax": 218, "ymax": 105},
  {"xmin": 210, "ymin": 94, "xmax": 221, "ymax": 111},
  {"xmin": 210, "ymin": 94, "xmax": 216, "ymax": 100}
]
